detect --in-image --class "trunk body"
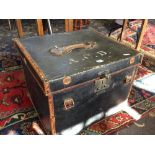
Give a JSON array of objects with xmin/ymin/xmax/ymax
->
[{"xmin": 14, "ymin": 28, "xmax": 143, "ymax": 134}]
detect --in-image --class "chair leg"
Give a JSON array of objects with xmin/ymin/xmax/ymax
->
[
  {"xmin": 135, "ymin": 19, "xmax": 148, "ymax": 50},
  {"xmin": 74, "ymin": 19, "xmax": 78, "ymax": 31},
  {"xmin": 16, "ymin": 19, "xmax": 24, "ymax": 37},
  {"xmin": 80, "ymin": 20, "xmax": 83, "ymax": 30},
  {"xmin": 65, "ymin": 19, "xmax": 73, "ymax": 32},
  {"xmin": 120, "ymin": 19, "xmax": 128, "ymax": 42},
  {"xmin": 36, "ymin": 19, "xmax": 44, "ymax": 36}
]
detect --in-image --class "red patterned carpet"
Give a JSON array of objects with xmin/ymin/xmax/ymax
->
[
  {"xmin": 0, "ymin": 53, "xmax": 155, "ymax": 135},
  {"xmin": 0, "ymin": 68, "xmax": 40, "ymax": 134}
]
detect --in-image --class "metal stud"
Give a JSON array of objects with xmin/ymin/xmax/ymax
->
[
  {"xmin": 63, "ymin": 76, "xmax": 71, "ymax": 85},
  {"xmin": 130, "ymin": 57, "xmax": 135, "ymax": 64}
]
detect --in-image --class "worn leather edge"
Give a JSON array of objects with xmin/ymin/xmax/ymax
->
[
  {"xmin": 13, "ymin": 38, "xmax": 56, "ymax": 135},
  {"xmin": 13, "ymin": 38, "xmax": 49, "ymax": 96},
  {"xmin": 48, "ymin": 93, "xmax": 56, "ymax": 135}
]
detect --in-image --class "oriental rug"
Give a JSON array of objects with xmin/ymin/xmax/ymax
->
[{"xmin": 110, "ymin": 20, "xmax": 155, "ymax": 59}]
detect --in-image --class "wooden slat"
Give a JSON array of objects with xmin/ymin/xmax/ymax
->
[
  {"xmin": 16, "ymin": 19, "xmax": 24, "ymax": 37},
  {"xmin": 120, "ymin": 19, "xmax": 128, "ymax": 41},
  {"xmin": 36, "ymin": 19, "xmax": 44, "ymax": 36},
  {"xmin": 135, "ymin": 19, "xmax": 148, "ymax": 51}
]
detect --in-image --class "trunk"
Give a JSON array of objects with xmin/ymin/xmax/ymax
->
[{"xmin": 14, "ymin": 28, "xmax": 143, "ymax": 134}]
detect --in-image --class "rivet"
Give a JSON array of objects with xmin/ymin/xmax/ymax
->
[
  {"xmin": 130, "ymin": 57, "xmax": 135, "ymax": 64},
  {"xmin": 63, "ymin": 76, "xmax": 71, "ymax": 85}
]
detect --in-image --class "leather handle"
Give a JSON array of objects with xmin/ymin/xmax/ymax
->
[{"xmin": 49, "ymin": 41, "xmax": 97, "ymax": 56}]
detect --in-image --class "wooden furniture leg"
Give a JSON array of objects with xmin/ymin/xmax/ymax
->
[
  {"xmin": 120, "ymin": 19, "xmax": 128, "ymax": 41},
  {"xmin": 80, "ymin": 20, "xmax": 83, "ymax": 30},
  {"xmin": 68, "ymin": 19, "xmax": 73, "ymax": 32},
  {"xmin": 135, "ymin": 19, "xmax": 148, "ymax": 51},
  {"xmin": 36, "ymin": 19, "xmax": 44, "ymax": 36},
  {"xmin": 65, "ymin": 19, "xmax": 69, "ymax": 32},
  {"xmin": 16, "ymin": 19, "xmax": 24, "ymax": 37},
  {"xmin": 65, "ymin": 19, "xmax": 73, "ymax": 32},
  {"xmin": 74, "ymin": 19, "xmax": 78, "ymax": 31}
]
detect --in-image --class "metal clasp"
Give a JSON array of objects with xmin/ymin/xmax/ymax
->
[
  {"xmin": 64, "ymin": 98, "xmax": 74, "ymax": 110},
  {"xmin": 95, "ymin": 71, "xmax": 111, "ymax": 93},
  {"xmin": 124, "ymin": 75, "xmax": 133, "ymax": 84}
]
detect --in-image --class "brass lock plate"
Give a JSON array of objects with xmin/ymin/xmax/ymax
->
[{"xmin": 95, "ymin": 73, "xmax": 111, "ymax": 93}]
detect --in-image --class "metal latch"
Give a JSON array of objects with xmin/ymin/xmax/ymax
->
[
  {"xmin": 64, "ymin": 98, "xmax": 74, "ymax": 110},
  {"xmin": 95, "ymin": 71, "xmax": 111, "ymax": 93},
  {"xmin": 124, "ymin": 75, "xmax": 133, "ymax": 84}
]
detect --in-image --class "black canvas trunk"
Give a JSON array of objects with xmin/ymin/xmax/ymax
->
[{"xmin": 14, "ymin": 28, "xmax": 143, "ymax": 135}]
